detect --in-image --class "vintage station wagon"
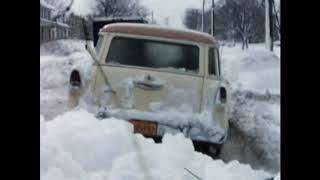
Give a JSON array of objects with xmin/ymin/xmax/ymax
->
[{"xmin": 68, "ymin": 23, "xmax": 229, "ymax": 158}]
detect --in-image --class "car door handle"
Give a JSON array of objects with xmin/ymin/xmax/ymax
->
[{"xmin": 134, "ymin": 81, "xmax": 164, "ymax": 90}]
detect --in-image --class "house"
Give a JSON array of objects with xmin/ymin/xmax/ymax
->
[{"xmin": 40, "ymin": 0, "xmax": 70, "ymax": 44}]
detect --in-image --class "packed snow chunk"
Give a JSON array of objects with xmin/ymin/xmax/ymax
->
[
  {"xmin": 41, "ymin": 110, "xmax": 136, "ymax": 180},
  {"xmin": 41, "ymin": 109, "xmax": 273, "ymax": 180},
  {"xmin": 107, "ymin": 134, "xmax": 196, "ymax": 180},
  {"xmin": 204, "ymin": 160, "xmax": 271, "ymax": 180}
]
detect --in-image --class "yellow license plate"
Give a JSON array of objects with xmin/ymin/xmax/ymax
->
[{"xmin": 129, "ymin": 119, "xmax": 158, "ymax": 137}]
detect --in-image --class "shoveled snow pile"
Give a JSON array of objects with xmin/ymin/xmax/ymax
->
[
  {"xmin": 40, "ymin": 40, "xmax": 280, "ymax": 176},
  {"xmin": 220, "ymin": 44, "xmax": 280, "ymax": 173},
  {"xmin": 40, "ymin": 40, "xmax": 87, "ymax": 56},
  {"xmin": 222, "ymin": 91, "xmax": 280, "ymax": 172},
  {"xmin": 221, "ymin": 44, "xmax": 280, "ymax": 94},
  {"xmin": 40, "ymin": 40, "xmax": 92, "ymax": 120},
  {"xmin": 40, "ymin": 109, "xmax": 274, "ymax": 180}
]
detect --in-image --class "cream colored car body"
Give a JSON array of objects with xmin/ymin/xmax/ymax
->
[{"xmin": 69, "ymin": 24, "xmax": 229, "ymax": 145}]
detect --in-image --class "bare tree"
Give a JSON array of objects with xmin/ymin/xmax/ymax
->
[
  {"xmin": 265, "ymin": 0, "xmax": 274, "ymax": 51},
  {"xmin": 202, "ymin": 0, "xmax": 205, "ymax": 32},
  {"xmin": 261, "ymin": 0, "xmax": 280, "ymax": 41},
  {"xmin": 96, "ymin": 0, "xmax": 148, "ymax": 18},
  {"xmin": 183, "ymin": 8, "xmax": 201, "ymax": 31},
  {"xmin": 217, "ymin": 0, "xmax": 264, "ymax": 50},
  {"xmin": 211, "ymin": 0, "xmax": 215, "ymax": 36},
  {"xmin": 272, "ymin": 0, "xmax": 280, "ymax": 40}
]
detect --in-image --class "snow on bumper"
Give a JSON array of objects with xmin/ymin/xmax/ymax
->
[{"xmin": 96, "ymin": 108, "xmax": 228, "ymax": 144}]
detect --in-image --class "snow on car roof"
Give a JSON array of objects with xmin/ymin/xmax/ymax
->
[{"xmin": 101, "ymin": 23, "xmax": 216, "ymax": 44}]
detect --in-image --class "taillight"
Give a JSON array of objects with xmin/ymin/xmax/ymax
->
[{"xmin": 70, "ymin": 70, "xmax": 81, "ymax": 87}]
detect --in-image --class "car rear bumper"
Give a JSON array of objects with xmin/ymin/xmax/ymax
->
[{"xmin": 96, "ymin": 107, "xmax": 228, "ymax": 144}]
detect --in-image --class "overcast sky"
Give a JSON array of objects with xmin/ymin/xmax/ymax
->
[
  {"xmin": 55, "ymin": 0, "xmax": 211, "ymax": 28},
  {"xmin": 141, "ymin": 0, "xmax": 212, "ymax": 29},
  {"xmin": 52, "ymin": 0, "xmax": 280, "ymax": 29}
]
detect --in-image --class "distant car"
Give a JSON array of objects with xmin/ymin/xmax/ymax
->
[{"xmin": 68, "ymin": 23, "xmax": 229, "ymax": 158}]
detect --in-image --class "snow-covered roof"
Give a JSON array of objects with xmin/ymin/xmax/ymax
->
[
  {"xmin": 40, "ymin": 18, "xmax": 55, "ymax": 27},
  {"xmin": 40, "ymin": 0, "xmax": 55, "ymax": 10},
  {"xmin": 56, "ymin": 22, "xmax": 70, "ymax": 28},
  {"xmin": 101, "ymin": 23, "xmax": 216, "ymax": 44},
  {"xmin": 40, "ymin": 18, "xmax": 70, "ymax": 28},
  {"xmin": 94, "ymin": 17, "xmax": 146, "ymax": 22}
]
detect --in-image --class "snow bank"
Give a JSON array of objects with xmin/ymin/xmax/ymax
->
[
  {"xmin": 40, "ymin": 55, "xmax": 71, "ymax": 89},
  {"xmin": 40, "ymin": 40, "xmax": 86, "ymax": 56},
  {"xmin": 221, "ymin": 44, "xmax": 280, "ymax": 173},
  {"xmin": 40, "ymin": 40, "xmax": 93, "ymax": 120},
  {"xmin": 40, "ymin": 109, "xmax": 274, "ymax": 180},
  {"xmin": 40, "ymin": 40, "xmax": 280, "ymax": 176},
  {"xmin": 225, "ymin": 91, "xmax": 280, "ymax": 171},
  {"xmin": 222, "ymin": 44, "xmax": 280, "ymax": 94}
]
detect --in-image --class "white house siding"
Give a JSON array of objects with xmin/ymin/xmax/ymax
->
[{"xmin": 40, "ymin": 0, "xmax": 70, "ymax": 44}]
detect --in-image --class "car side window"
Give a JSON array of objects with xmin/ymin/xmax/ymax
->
[
  {"xmin": 215, "ymin": 48, "xmax": 221, "ymax": 76},
  {"xmin": 208, "ymin": 47, "xmax": 217, "ymax": 76}
]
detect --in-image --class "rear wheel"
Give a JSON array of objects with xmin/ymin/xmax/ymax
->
[
  {"xmin": 193, "ymin": 142, "xmax": 222, "ymax": 159},
  {"xmin": 68, "ymin": 70, "xmax": 82, "ymax": 109},
  {"xmin": 208, "ymin": 145, "xmax": 222, "ymax": 159}
]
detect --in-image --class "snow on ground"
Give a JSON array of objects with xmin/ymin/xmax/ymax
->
[
  {"xmin": 221, "ymin": 43, "xmax": 280, "ymax": 94},
  {"xmin": 40, "ymin": 40, "xmax": 280, "ymax": 177},
  {"xmin": 40, "ymin": 39, "xmax": 86, "ymax": 56},
  {"xmin": 220, "ymin": 43, "xmax": 280, "ymax": 173},
  {"xmin": 40, "ymin": 109, "xmax": 275, "ymax": 180},
  {"xmin": 40, "ymin": 40, "xmax": 91, "ymax": 120}
]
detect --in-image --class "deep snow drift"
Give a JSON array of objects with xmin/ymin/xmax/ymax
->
[
  {"xmin": 40, "ymin": 40, "xmax": 91, "ymax": 120},
  {"xmin": 40, "ymin": 40, "xmax": 280, "ymax": 177},
  {"xmin": 220, "ymin": 43, "xmax": 280, "ymax": 173},
  {"xmin": 40, "ymin": 110, "xmax": 275, "ymax": 180}
]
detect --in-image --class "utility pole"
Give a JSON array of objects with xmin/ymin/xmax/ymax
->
[
  {"xmin": 201, "ymin": 0, "xmax": 205, "ymax": 32},
  {"xmin": 265, "ymin": 0, "xmax": 274, "ymax": 51},
  {"xmin": 164, "ymin": 17, "xmax": 169, "ymax": 26},
  {"xmin": 195, "ymin": 9, "xmax": 200, "ymax": 31},
  {"xmin": 151, "ymin": 10, "xmax": 154, "ymax": 24},
  {"xmin": 211, "ymin": 0, "xmax": 215, "ymax": 36},
  {"xmin": 269, "ymin": 0, "xmax": 274, "ymax": 51}
]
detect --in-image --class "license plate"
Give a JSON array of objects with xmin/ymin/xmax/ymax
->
[{"xmin": 129, "ymin": 119, "xmax": 158, "ymax": 137}]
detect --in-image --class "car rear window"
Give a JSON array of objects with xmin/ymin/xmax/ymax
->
[{"xmin": 105, "ymin": 37, "xmax": 199, "ymax": 73}]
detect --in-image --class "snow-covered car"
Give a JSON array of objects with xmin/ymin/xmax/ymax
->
[{"xmin": 68, "ymin": 23, "xmax": 229, "ymax": 158}]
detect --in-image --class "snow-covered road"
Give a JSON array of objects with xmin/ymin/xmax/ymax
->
[{"xmin": 40, "ymin": 40, "xmax": 280, "ymax": 179}]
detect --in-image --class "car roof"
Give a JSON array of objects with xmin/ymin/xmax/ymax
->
[{"xmin": 100, "ymin": 23, "xmax": 216, "ymax": 44}]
